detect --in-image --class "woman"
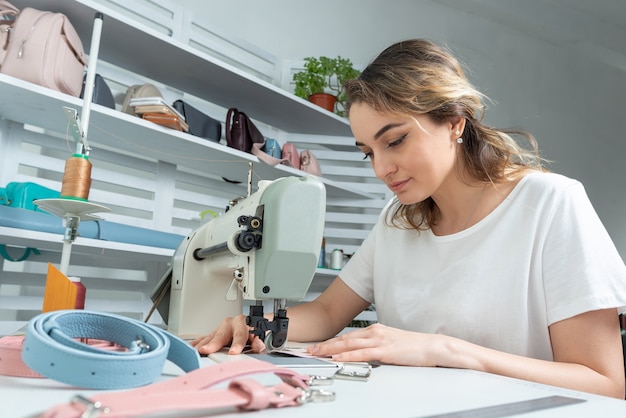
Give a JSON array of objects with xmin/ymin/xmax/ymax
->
[{"xmin": 193, "ymin": 39, "xmax": 626, "ymax": 398}]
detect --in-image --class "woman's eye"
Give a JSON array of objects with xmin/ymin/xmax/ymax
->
[
  {"xmin": 362, "ymin": 152, "xmax": 372, "ymax": 160},
  {"xmin": 388, "ymin": 134, "xmax": 407, "ymax": 148}
]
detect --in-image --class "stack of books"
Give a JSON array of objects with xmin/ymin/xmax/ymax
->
[{"xmin": 131, "ymin": 96, "xmax": 189, "ymax": 132}]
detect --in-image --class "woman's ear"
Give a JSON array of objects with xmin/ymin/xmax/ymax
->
[{"xmin": 450, "ymin": 117, "xmax": 466, "ymax": 138}]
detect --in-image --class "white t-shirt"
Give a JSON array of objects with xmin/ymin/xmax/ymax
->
[{"xmin": 339, "ymin": 172, "xmax": 626, "ymax": 361}]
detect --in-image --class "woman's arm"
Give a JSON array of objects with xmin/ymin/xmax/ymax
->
[
  {"xmin": 191, "ymin": 277, "xmax": 370, "ymax": 354},
  {"xmin": 285, "ymin": 277, "xmax": 372, "ymax": 342},
  {"xmin": 309, "ymin": 308, "xmax": 625, "ymax": 399}
]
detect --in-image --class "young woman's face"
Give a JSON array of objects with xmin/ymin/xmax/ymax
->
[{"xmin": 350, "ymin": 102, "xmax": 461, "ymax": 205}]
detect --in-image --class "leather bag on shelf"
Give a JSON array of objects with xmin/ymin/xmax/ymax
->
[
  {"xmin": 0, "ymin": 1, "xmax": 19, "ymax": 67},
  {"xmin": 281, "ymin": 142, "xmax": 300, "ymax": 169},
  {"xmin": 262, "ymin": 138, "xmax": 282, "ymax": 159},
  {"xmin": 225, "ymin": 108, "xmax": 264, "ymax": 153},
  {"xmin": 0, "ymin": 4, "xmax": 87, "ymax": 96},
  {"xmin": 250, "ymin": 138, "xmax": 290, "ymax": 166},
  {"xmin": 173, "ymin": 100, "xmax": 221, "ymax": 142},
  {"xmin": 79, "ymin": 73, "xmax": 115, "ymax": 109},
  {"xmin": 300, "ymin": 150, "xmax": 322, "ymax": 176}
]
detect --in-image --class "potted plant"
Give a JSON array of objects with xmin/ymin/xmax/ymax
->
[{"xmin": 292, "ymin": 56, "xmax": 360, "ymax": 116}]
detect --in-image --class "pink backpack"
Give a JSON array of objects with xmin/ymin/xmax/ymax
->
[
  {"xmin": 0, "ymin": 2, "xmax": 87, "ymax": 96},
  {"xmin": 281, "ymin": 142, "xmax": 300, "ymax": 169}
]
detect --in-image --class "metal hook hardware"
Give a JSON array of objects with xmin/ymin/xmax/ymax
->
[
  {"xmin": 335, "ymin": 363, "xmax": 373, "ymax": 381},
  {"xmin": 71, "ymin": 395, "xmax": 110, "ymax": 418},
  {"xmin": 298, "ymin": 388, "xmax": 336, "ymax": 404}
]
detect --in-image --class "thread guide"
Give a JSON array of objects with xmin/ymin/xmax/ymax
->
[{"xmin": 62, "ymin": 106, "xmax": 89, "ymax": 152}]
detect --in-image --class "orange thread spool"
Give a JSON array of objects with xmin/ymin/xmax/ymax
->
[{"xmin": 60, "ymin": 154, "xmax": 92, "ymax": 200}]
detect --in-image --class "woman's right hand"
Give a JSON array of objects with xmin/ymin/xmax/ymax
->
[{"xmin": 189, "ymin": 314, "xmax": 266, "ymax": 355}]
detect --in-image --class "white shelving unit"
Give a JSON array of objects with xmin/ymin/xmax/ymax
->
[
  {"xmin": 0, "ymin": 0, "xmax": 383, "ymax": 326},
  {"xmin": 0, "ymin": 74, "xmax": 372, "ymax": 199}
]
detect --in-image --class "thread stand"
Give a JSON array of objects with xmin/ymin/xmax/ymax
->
[
  {"xmin": 34, "ymin": 199, "xmax": 110, "ymax": 275},
  {"xmin": 35, "ymin": 149, "xmax": 110, "ymax": 276},
  {"xmin": 34, "ymin": 12, "xmax": 108, "ymax": 276}
]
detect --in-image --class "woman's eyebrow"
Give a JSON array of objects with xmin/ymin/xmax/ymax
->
[
  {"xmin": 374, "ymin": 123, "xmax": 404, "ymax": 140},
  {"xmin": 355, "ymin": 122, "xmax": 407, "ymax": 147}
]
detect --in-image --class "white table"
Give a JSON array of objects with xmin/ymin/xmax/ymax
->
[{"xmin": 2, "ymin": 356, "xmax": 626, "ymax": 418}]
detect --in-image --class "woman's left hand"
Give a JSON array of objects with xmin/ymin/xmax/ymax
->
[{"xmin": 306, "ymin": 323, "xmax": 444, "ymax": 366}]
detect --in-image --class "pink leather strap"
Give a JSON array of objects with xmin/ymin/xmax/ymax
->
[
  {"xmin": 0, "ymin": 336, "xmax": 44, "ymax": 378},
  {"xmin": 40, "ymin": 360, "xmax": 324, "ymax": 418},
  {"xmin": 0, "ymin": 335, "xmax": 130, "ymax": 379}
]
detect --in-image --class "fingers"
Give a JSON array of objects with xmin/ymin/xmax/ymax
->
[
  {"xmin": 227, "ymin": 325, "xmax": 254, "ymax": 354},
  {"xmin": 307, "ymin": 325, "xmax": 387, "ymax": 361},
  {"xmin": 196, "ymin": 329, "xmax": 233, "ymax": 355},
  {"xmin": 190, "ymin": 332, "xmax": 216, "ymax": 348},
  {"xmin": 308, "ymin": 333, "xmax": 369, "ymax": 357},
  {"xmin": 250, "ymin": 336, "xmax": 266, "ymax": 353},
  {"xmin": 190, "ymin": 314, "xmax": 253, "ymax": 355},
  {"xmin": 331, "ymin": 347, "xmax": 379, "ymax": 362},
  {"xmin": 309, "ymin": 337, "xmax": 379, "ymax": 362}
]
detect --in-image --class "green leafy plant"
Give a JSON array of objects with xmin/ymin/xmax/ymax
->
[{"xmin": 292, "ymin": 56, "xmax": 360, "ymax": 116}]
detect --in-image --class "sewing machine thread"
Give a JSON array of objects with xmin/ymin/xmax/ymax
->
[{"xmin": 330, "ymin": 249, "xmax": 344, "ymax": 270}]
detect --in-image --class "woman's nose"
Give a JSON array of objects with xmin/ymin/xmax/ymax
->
[{"xmin": 372, "ymin": 153, "xmax": 396, "ymax": 180}]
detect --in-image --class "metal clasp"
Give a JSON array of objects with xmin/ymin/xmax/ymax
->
[
  {"xmin": 298, "ymin": 388, "xmax": 336, "ymax": 404},
  {"xmin": 71, "ymin": 395, "xmax": 110, "ymax": 418},
  {"xmin": 133, "ymin": 337, "xmax": 150, "ymax": 353},
  {"xmin": 307, "ymin": 374, "xmax": 334, "ymax": 386},
  {"xmin": 335, "ymin": 363, "xmax": 373, "ymax": 381}
]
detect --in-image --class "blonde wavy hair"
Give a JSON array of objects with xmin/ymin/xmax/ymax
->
[{"xmin": 344, "ymin": 39, "xmax": 547, "ymax": 230}]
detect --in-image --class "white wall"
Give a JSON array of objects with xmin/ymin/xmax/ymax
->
[{"xmin": 178, "ymin": 0, "xmax": 626, "ymax": 258}]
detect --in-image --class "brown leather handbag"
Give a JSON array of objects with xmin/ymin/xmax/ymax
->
[{"xmin": 225, "ymin": 108, "xmax": 264, "ymax": 153}]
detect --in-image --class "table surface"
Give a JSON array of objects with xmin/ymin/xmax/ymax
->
[{"xmin": 2, "ymin": 356, "xmax": 626, "ymax": 418}]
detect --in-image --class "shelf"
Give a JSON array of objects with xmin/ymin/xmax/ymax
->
[
  {"xmin": 0, "ymin": 75, "xmax": 373, "ymax": 199},
  {"xmin": 10, "ymin": 0, "xmax": 353, "ymax": 136},
  {"xmin": 0, "ymin": 226, "xmax": 173, "ymax": 261}
]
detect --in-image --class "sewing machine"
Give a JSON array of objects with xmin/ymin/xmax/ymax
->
[{"xmin": 166, "ymin": 176, "xmax": 326, "ymax": 350}]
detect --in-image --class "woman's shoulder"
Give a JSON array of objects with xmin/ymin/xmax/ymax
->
[{"xmin": 517, "ymin": 171, "xmax": 582, "ymax": 194}]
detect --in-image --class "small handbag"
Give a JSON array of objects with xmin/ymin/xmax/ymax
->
[
  {"xmin": 225, "ymin": 108, "xmax": 264, "ymax": 153},
  {"xmin": 251, "ymin": 137, "xmax": 290, "ymax": 166},
  {"xmin": 300, "ymin": 150, "xmax": 322, "ymax": 176},
  {"xmin": 79, "ymin": 73, "xmax": 115, "ymax": 109},
  {"xmin": 172, "ymin": 100, "xmax": 221, "ymax": 142},
  {"xmin": 281, "ymin": 142, "xmax": 300, "ymax": 169},
  {"xmin": 0, "ymin": 4, "xmax": 87, "ymax": 96},
  {"xmin": 262, "ymin": 138, "xmax": 282, "ymax": 159}
]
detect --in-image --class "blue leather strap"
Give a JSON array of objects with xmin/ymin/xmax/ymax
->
[{"xmin": 21, "ymin": 310, "xmax": 200, "ymax": 389}]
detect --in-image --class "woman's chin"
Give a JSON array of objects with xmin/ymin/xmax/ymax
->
[{"xmin": 393, "ymin": 190, "xmax": 427, "ymax": 206}]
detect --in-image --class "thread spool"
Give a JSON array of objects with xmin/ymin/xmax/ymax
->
[
  {"xmin": 330, "ymin": 248, "xmax": 344, "ymax": 270},
  {"xmin": 60, "ymin": 154, "xmax": 92, "ymax": 200},
  {"xmin": 317, "ymin": 237, "xmax": 326, "ymax": 268}
]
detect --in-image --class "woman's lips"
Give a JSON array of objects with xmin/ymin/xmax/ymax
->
[{"xmin": 388, "ymin": 179, "xmax": 409, "ymax": 192}]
